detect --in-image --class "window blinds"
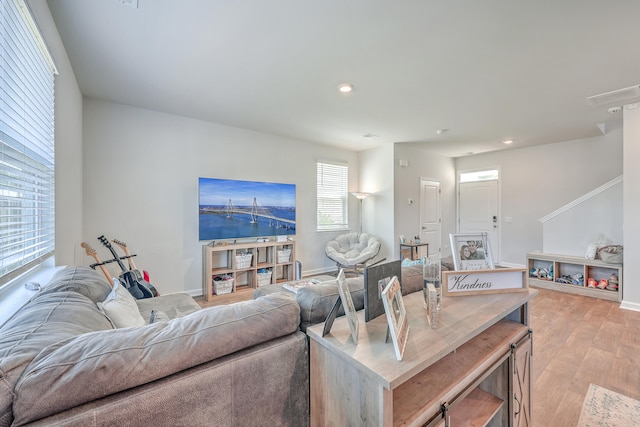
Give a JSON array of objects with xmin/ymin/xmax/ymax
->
[
  {"xmin": 316, "ymin": 161, "xmax": 348, "ymax": 231},
  {"xmin": 0, "ymin": 0, "xmax": 56, "ymax": 282}
]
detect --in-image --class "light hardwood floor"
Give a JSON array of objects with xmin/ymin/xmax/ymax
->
[
  {"xmin": 197, "ymin": 285, "xmax": 640, "ymax": 426},
  {"xmin": 531, "ymin": 287, "xmax": 640, "ymax": 427}
]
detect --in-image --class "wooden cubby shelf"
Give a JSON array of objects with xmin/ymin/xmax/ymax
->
[
  {"xmin": 527, "ymin": 252, "xmax": 622, "ymax": 302},
  {"xmin": 203, "ymin": 239, "xmax": 295, "ymax": 302}
]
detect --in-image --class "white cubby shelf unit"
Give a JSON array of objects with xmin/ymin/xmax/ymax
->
[{"xmin": 527, "ymin": 252, "xmax": 622, "ymax": 302}]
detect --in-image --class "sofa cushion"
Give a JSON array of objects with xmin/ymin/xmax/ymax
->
[
  {"xmin": 12, "ymin": 293, "xmax": 300, "ymax": 425},
  {"xmin": 98, "ymin": 280, "xmax": 146, "ymax": 328},
  {"xmin": 0, "ymin": 284, "xmax": 114, "ymax": 426},
  {"xmin": 38, "ymin": 266, "xmax": 113, "ymax": 303}
]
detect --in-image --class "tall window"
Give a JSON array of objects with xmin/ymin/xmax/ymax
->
[
  {"xmin": 317, "ymin": 161, "xmax": 348, "ymax": 231},
  {"xmin": 0, "ymin": 0, "xmax": 56, "ymax": 283}
]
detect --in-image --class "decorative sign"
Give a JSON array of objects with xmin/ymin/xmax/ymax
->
[{"xmin": 442, "ymin": 268, "xmax": 528, "ymax": 297}]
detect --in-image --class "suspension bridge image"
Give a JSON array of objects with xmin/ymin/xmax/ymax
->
[{"xmin": 200, "ymin": 198, "xmax": 295, "ymax": 231}]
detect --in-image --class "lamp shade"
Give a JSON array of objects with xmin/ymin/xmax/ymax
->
[{"xmin": 351, "ymin": 192, "xmax": 371, "ymax": 200}]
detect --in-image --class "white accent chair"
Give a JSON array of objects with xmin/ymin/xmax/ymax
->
[{"xmin": 325, "ymin": 232, "xmax": 385, "ymax": 274}]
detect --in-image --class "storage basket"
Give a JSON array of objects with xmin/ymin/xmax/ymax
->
[
  {"xmin": 235, "ymin": 253, "xmax": 253, "ymax": 269},
  {"xmin": 213, "ymin": 276, "xmax": 234, "ymax": 295},
  {"xmin": 277, "ymin": 249, "xmax": 292, "ymax": 263},
  {"xmin": 257, "ymin": 270, "xmax": 273, "ymax": 286},
  {"xmin": 597, "ymin": 245, "xmax": 623, "ymax": 264}
]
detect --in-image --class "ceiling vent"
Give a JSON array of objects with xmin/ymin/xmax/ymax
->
[{"xmin": 587, "ymin": 85, "xmax": 640, "ymax": 107}]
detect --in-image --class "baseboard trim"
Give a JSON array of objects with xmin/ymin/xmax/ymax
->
[{"xmin": 620, "ymin": 300, "xmax": 640, "ymax": 312}]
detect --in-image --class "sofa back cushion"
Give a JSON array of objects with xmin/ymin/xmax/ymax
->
[
  {"xmin": 38, "ymin": 266, "xmax": 113, "ymax": 303},
  {"xmin": 0, "ymin": 268, "xmax": 114, "ymax": 427},
  {"xmin": 12, "ymin": 293, "xmax": 300, "ymax": 425}
]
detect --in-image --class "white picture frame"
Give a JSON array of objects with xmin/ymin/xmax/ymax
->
[
  {"xmin": 336, "ymin": 269, "xmax": 359, "ymax": 344},
  {"xmin": 381, "ymin": 276, "xmax": 409, "ymax": 361},
  {"xmin": 450, "ymin": 232, "xmax": 494, "ymax": 270}
]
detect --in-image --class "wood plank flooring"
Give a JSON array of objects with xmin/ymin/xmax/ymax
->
[{"xmin": 530, "ymin": 287, "xmax": 640, "ymax": 427}]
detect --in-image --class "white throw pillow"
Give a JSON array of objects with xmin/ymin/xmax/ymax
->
[{"xmin": 98, "ymin": 279, "xmax": 146, "ymax": 328}]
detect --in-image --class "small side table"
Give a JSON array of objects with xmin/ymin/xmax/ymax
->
[{"xmin": 399, "ymin": 242, "xmax": 429, "ymax": 260}]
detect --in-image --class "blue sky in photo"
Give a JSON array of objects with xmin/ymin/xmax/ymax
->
[{"xmin": 199, "ymin": 177, "xmax": 296, "ymax": 207}]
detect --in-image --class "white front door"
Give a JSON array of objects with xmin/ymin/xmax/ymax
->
[
  {"xmin": 458, "ymin": 180, "xmax": 499, "ymax": 262},
  {"xmin": 420, "ymin": 179, "xmax": 441, "ymax": 258}
]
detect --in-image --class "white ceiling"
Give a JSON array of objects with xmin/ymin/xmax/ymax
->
[{"xmin": 45, "ymin": 0, "xmax": 640, "ymax": 157}]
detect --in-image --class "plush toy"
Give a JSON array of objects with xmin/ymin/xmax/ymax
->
[{"xmin": 597, "ymin": 279, "xmax": 608, "ymax": 289}]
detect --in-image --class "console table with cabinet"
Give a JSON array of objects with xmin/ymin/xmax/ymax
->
[
  {"xmin": 527, "ymin": 252, "xmax": 622, "ymax": 302},
  {"xmin": 306, "ymin": 288, "xmax": 536, "ymax": 426},
  {"xmin": 202, "ymin": 240, "xmax": 295, "ymax": 302}
]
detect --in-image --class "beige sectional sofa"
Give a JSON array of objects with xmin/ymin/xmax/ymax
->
[{"xmin": 0, "ymin": 267, "xmax": 309, "ymax": 426}]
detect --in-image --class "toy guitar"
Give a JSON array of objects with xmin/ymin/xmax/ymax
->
[
  {"xmin": 97, "ymin": 235, "xmax": 154, "ymax": 299},
  {"xmin": 112, "ymin": 238, "xmax": 159, "ymax": 297},
  {"xmin": 81, "ymin": 242, "xmax": 114, "ymax": 287}
]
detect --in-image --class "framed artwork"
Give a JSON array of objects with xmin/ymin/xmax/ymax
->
[
  {"xmin": 336, "ymin": 269, "xmax": 359, "ymax": 344},
  {"xmin": 450, "ymin": 232, "xmax": 494, "ymax": 270},
  {"xmin": 381, "ymin": 276, "xmax": 409, "ymax": 361},
  {"xmin": 363, "ymin": 260, "xmax": 401, "ymax": 322}
]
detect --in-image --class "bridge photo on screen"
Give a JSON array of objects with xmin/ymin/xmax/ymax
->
[{"xmin": 198, "ymin": 177, "xmax": 296, "ymax": 241}]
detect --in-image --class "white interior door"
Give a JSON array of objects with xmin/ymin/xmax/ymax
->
[
  {"xmin": 458, "ymin": 180, "xmax": 499, "ymax": 261},
  {"xmin": 420, "ymin": 179, "xmax": 441, "ymax": 258}
]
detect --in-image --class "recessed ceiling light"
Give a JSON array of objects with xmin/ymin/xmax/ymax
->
[
  {"xmin": 435, "ymin": 129, "xmax": 447, "ymax": 135},
  {"xmin": 115, "ymin": 0, "xmax": 138, "ymax": 8},
  {"xmin": 503, "ymin": 140, "xmax": 513, "ymax": 145},
  {"xmin": 337, "ymin": 83, "xmax": 353, "ymax": 93},
  {"xmin": 362, "ymin": 133, "xmax": 379, "ymax": 138}
]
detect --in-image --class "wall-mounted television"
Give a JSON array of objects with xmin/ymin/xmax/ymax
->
[{"xmin": 198, "ymin": 177, "xmax": 296, "ymax": 241}]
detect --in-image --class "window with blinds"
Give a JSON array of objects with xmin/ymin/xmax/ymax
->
[
  {"xmin": 0, "ymin": 0, "xmax": 56, "ymax": 283},
  {"xmin": 317, "ymin": 161, "xmax": 348, "ymax": 231}
]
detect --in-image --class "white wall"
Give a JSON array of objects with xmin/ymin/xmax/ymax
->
[
  {"xmin": 393, "ymin": 145, "xmax": 457, "ymax": 259},
  {"xmin": 622, "ymin": 105, "xmax": 640, "ymax": 309},
  {"xmin": 29, "ymin": 0, "xmax": 84, "ymax": 268},
  {"xmin": 542, "ymin": 179, "xmax": 622, "ymax": 255},
  {"xmin": 455, "ymin": 126, "xmax": 623, "ymax": 266},
  {"xmin": 358, "ymin": 145, "xmax": 395, "ymax": 259},
  {"xmin": 82, "ymin": 99, "xmax": 359, "ymax": 295}
]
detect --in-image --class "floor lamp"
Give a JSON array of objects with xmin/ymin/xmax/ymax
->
[{"xmin": 351, "ymin": 192, "xmax": 371, "ymax": 234}]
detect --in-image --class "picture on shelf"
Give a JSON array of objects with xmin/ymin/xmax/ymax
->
[
  {"xmin": 336, "ymin": 269, "xmax": 359, "ymax": 344},
  {"xmin": 381, "ymin": 276, "xmax": 409, "ymax": 361},
  {"xmin": 363, "ymin": 260, "xmax": 401, "ymax": 322},
  {"xmin": 450, "ymin": 232, "xmax": 494, "ymax": 270}
]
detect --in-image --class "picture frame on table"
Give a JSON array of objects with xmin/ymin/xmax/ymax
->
[
  {"xmin": 450, "ymin": 232, "xmax": 494, "ymax": 271},
  {"xmin": 336, "ymin": 269, "xmax": 359, "ymax": 344},
  {"xmin": 363, "ymin": 260, "xmax": 402, "ymax": 322},
  {"xmin": 381, "ymin": 276, "xmax": 409, "ymax": 361}
]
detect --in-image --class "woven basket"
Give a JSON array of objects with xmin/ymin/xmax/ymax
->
[
  {"xmin": 235, "ymin": 253, "xmax": 253, "ymax": 269},
  {"xmin": 213, "ymin": 277, "xmax": 234, "ymax": 295},
  {"xmin": 277, "ymin": 249, "xmax": 291, "ymax": 263},
  {"xmin": 597, "ymin": 245, "xmax": 623, "ymax": 264},
  {"xmin": 257, "ymin": 270, "xmax": 273, "ymax": 286}
]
